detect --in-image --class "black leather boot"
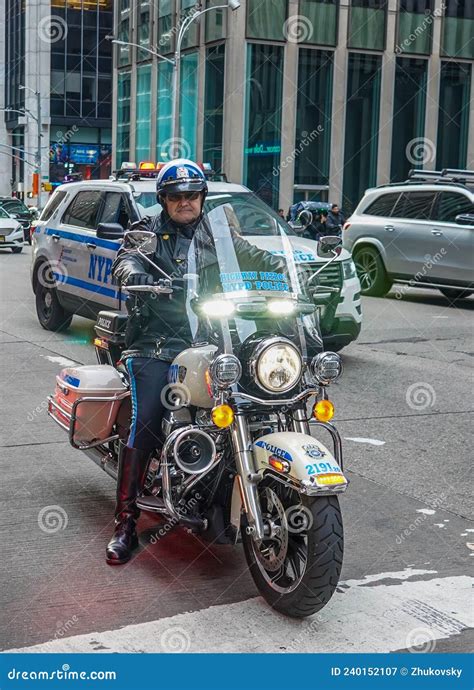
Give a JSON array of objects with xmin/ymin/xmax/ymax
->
[{"xmin": 106, "ymin": 445, "xmax": 150, "ymax": 565}]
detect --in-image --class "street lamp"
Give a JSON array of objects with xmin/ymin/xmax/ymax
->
[
  {"xmin": 109, "ymin": 0, "xmax": 240, "ymax": 158},
  {"xmin": 19, "ymin": 84, "xmax": 43, "ymax": 209}
]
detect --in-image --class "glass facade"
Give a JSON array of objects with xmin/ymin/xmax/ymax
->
[
  {"xmin": 158, "ymin": 0, "xmax": 174, "ymax": 55},
  {"xmin": 436, "ymin": 62, "xmax": 471, "ymax": 170},
  {"xmin": 156, "ymin": 61, "xmax": 174, "ymax": 162},
  {"xmin": 246, "ymin": 0, "xmax": 287, "ymax": 41},
  {"xmin": 343, "ymin": 54, "xmax": 382, "ymax": 213},
  {"xmin": 49, "ymin": 0, "xmax": 113, "ymax": 120},
  {"xmin": 442, "ymin": 0, "xmax": 474, "ymax": 59},
  {"xmin": 179, "ymin": 52, "xmax": 199, "ymax": 160},
  {"xmin": 299, "ymin": 0, "xmax": 338, "ymax": 46},
  {"xmin": 397, "ymin": 0, "xmax": 433, "ymax": 54},
  {"xmin": 348, "ymin": 0, "xmax": 387, "ymax": 51},
  {"xmin": 295, "ymin": 49, "xmax": 333, "ymax": 186},
  {"xmin": 180, "ymin": 0, "xmax": 199, "ymax": 50},
  {"xmin": 390, "ymin": 57, "xmax": 427, "ymax": 182},
  {"xmin": 118, "ymin": 0, "xmax": 131, "ymax": 65},
  {"xmin": 135, "ymin": 65, "xmax": 152, "ymax": 162},
  {"xmin": 206, "ymin": 0, "xmax": 226, "ymax": 42},
  {"xmin": 117, "ymin": 71, "xmax": 131, "ymax": 166},
  {"xmin": 137, "ymin": 0, "xmax": 151, "ymax": 60},
  {"xmin": 244, "ymin": 43, "xmax": 284, "ymax": 209},
  {"xmin": 203, "ymin": 45, "xmax": 226, "ymax": 172}
]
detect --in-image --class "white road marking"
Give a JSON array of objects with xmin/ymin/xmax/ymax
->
[
  {"xmin": 465, "ymin": 529, "xmax": 474, "ymax": 533},
  {"xmin": 416, "ymin": 508, "xmax": 436, "ymax": 515},
  {"xmin": 42, "ymin": 355, "xmax": 77, "ymax": 367},
  {"xmin": 7, "ymin": 572, "xmax": 472, "ymax": 654},
  {"xmin": 345, "ymin": 437, "xmax": 385, "ymax": 446},
  {"xmin": 466, "ymin": 543, "xmax": 474, "ymax": 550},
  {"xmin": 433, "ymin": 523, "xmax": 446, "ymax": 528}
]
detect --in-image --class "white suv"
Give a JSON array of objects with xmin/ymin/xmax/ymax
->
[
  {"xmin": 344, "ymin": 169, "xmax": 474, "ymax": 301},
  {"xmin": 31, "ymin": 172, "xmax": 362, "ymax": 351}
]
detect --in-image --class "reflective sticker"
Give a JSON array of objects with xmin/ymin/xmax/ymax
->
[
  {"xmin": 255, "ymin": 440, "xmax": 292, "ymax": 462},
  {"xmin": 63, "ymin": 374, "xmax": 80, "ymax": 387}
]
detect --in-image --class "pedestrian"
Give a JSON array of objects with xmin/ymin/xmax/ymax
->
[
  {"xmin": 278, "ymin": 208, "xmax": 285, "ymax": 219},
  {"xmin": 326, "ymin": 203, "xmax": 345, "ymax": 235}
]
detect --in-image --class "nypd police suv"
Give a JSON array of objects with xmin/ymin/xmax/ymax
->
[{"xmin": 30, "ymin": 162, "xmax": 362, "ymax": 351}]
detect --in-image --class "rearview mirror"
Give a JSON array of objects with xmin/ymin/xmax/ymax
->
[
  {"xmin": 317, "ymin": 235, "xmax": 342, "ymax": 258},
  {"xmin": 455, "ymin": 213, "xmax": 474, "ymax": 226},
  {"xmin": 97, "ymin": 222, "xmax": 124, "ymax": 240},
  {"xmin": 123, "ymin": 229, "xmax": 157, "ymax": 255}
]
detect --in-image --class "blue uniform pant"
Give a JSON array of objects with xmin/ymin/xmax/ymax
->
[{"xmin": 125, "ymin": 357, "xmax": 170, "ymax": 451}]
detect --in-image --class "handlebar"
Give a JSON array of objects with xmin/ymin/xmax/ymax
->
[{"xmin": 125, "ymin": 281, "xmax": 173, "ymax": 295}]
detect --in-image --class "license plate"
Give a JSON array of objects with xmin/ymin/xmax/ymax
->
[{"xmin": 0, "ymin": 236, "xmax": 4, "ymax": 242}]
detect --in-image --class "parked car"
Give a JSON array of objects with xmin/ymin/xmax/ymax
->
[
  {"xmin": 31, "ymin": 165, "xmax": 362, "ymax": 350},
  {"xmin": 344, "ymin": 169, "xmax": 474, "ymax": 301},
  {"xmin": 0, "ymin": 207, "xmax": 24, "ymax": 253},
  {"xmin": 0, "ymin": 197, "xmax": 35, "ymax": 244}
]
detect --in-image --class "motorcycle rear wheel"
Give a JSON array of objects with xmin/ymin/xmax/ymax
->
[{"xmin": 242, "ymin": 479, "xmax": 343, "ymax": 618}]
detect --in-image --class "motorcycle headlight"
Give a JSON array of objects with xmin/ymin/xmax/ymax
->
[
  {"xmin": 311, "ymin": 352, "xmax": 343, "ymax": 385},
  {"xmin": 210, "ymin": 354, "xmax": 242, "ymax": 388},
  {"xmin": 253, "ymin": 339, "xmax": 302, "ymax": 394},
  {"xmin": 342, "ymin": 259, "xmax": 357, "ymax": 280}
]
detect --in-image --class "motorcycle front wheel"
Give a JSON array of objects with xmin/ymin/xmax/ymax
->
[{"xmin": 242, "ymin": 478, "xmax": 343, "ymax": 618}]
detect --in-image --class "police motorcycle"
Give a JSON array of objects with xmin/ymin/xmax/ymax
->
[{"xmin": 48, "ymin": 217, "xmax": 347, "ymax": 618}]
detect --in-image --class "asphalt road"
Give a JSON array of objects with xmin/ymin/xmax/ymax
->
[{"xmin": 1, "ymin": 245, "xmax": 473, "ymax": 653}]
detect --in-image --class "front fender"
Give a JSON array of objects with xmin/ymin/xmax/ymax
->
[{"xmin": 253, "ymin": 431, "xmax": 348, "ymax": 496}]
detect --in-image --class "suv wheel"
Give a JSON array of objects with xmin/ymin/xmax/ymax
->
[
  {"xmin": 439, "ymin": 287, "xmax": 473, "ymax": 302},
  {"xmin": 35, "ymin": 264, "xmax": 72, "ymax": 331},
  {"xmin": 354, "ymin": 247, "xmax": 392, "ymax": 297}
]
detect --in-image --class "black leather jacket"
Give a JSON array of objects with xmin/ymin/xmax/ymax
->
[{"xmin": 112, "ymin": 211, "xmax": 285, "ymax": 362}]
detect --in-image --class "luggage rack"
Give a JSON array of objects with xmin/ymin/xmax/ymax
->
[{"xmin": 375, "ymin": 168, "xmax": 474, "ymax": 191}]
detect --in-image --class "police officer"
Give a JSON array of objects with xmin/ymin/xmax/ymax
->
[{"xmin": 106, "ymin": 159, "xmax": 284, "ymax": 565}]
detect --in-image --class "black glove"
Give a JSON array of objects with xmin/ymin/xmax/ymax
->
[{"xmin": 126, "ymin": 273, "xmax": 154, "ymax": 286}]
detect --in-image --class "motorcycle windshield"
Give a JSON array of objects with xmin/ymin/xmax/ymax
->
[{"xmin": 183, "ymin": 206, "xmax": 323, "ymax": 358}]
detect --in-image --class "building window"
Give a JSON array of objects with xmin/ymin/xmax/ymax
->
[
  {"xmin": 136, "ymin": 64, "xmax": 152, "ymax": 162},
  {"xmin": 436, "ymin": 62, "xmax": 471, "ymax": 170},
  {"xmin": 298, "ymin": 0, "xmax": 338, "ymax": 46},
  {"xmin": 244, "ymin": 43, "xmax": 284, "ymax": 209},
  {"xmin": 180, "ymin": 0, "xmax": 199, "ymax": 50},
  {"xmin": 137, "ymin": 0, "xmax": 151, "ymax": 60},
  {"xmin": 205, "ymin": 0, "xmax": 226, "ymax": 42},
  {"xmin": 348, "ymin": 0, "xmax": 387, "ymax": 51},
  {"xmin": 117, "ymin": 71, "xmax": 131, "ymax": 167},
  {"xmin": 390, "ymin": 57, "xmax": 428, "ymax": 183},
  {"xmin": 180, "ymin": 52, "xmax": 199, "ymax": 160},
  {"xmin": 397, "ymin": 0, "xmax": 434, "ymax": 55},
  {"xmin": 246, "ymin": 0, "xmax": 287, "ymax": 41},
  {"xmin": 156, "ymin": 61, "xmax": 174, "ymax": 162},
  {"xmin": 118, "ymin": 0, "xmax": 131, "ymax": 65},
  {"xmin": 203, "ymin": 45, "xmax": 226, "ymax": 173},
  {"xmin": 442, "ymin": 0, "xmax": 474, "ymax": 59},
  {"xmin": 294, "ymin": 49, "xmax": 333, "ymax": 187},
  {"xmin": 343, "ymin": 53, "xmax": 382, "ymax": 213},
  {"xmin": 158, "ymin": 0, "xmax": 174, "ymax": 55}
]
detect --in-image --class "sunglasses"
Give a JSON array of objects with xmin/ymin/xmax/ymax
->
[{"xmin": 166, "ymin": 192, "xmax": 201, "ymax": 202}]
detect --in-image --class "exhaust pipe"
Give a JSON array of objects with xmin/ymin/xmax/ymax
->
[{"xmin": 82, "ymin": 445, "xmax": 118, "ymax": 481}]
